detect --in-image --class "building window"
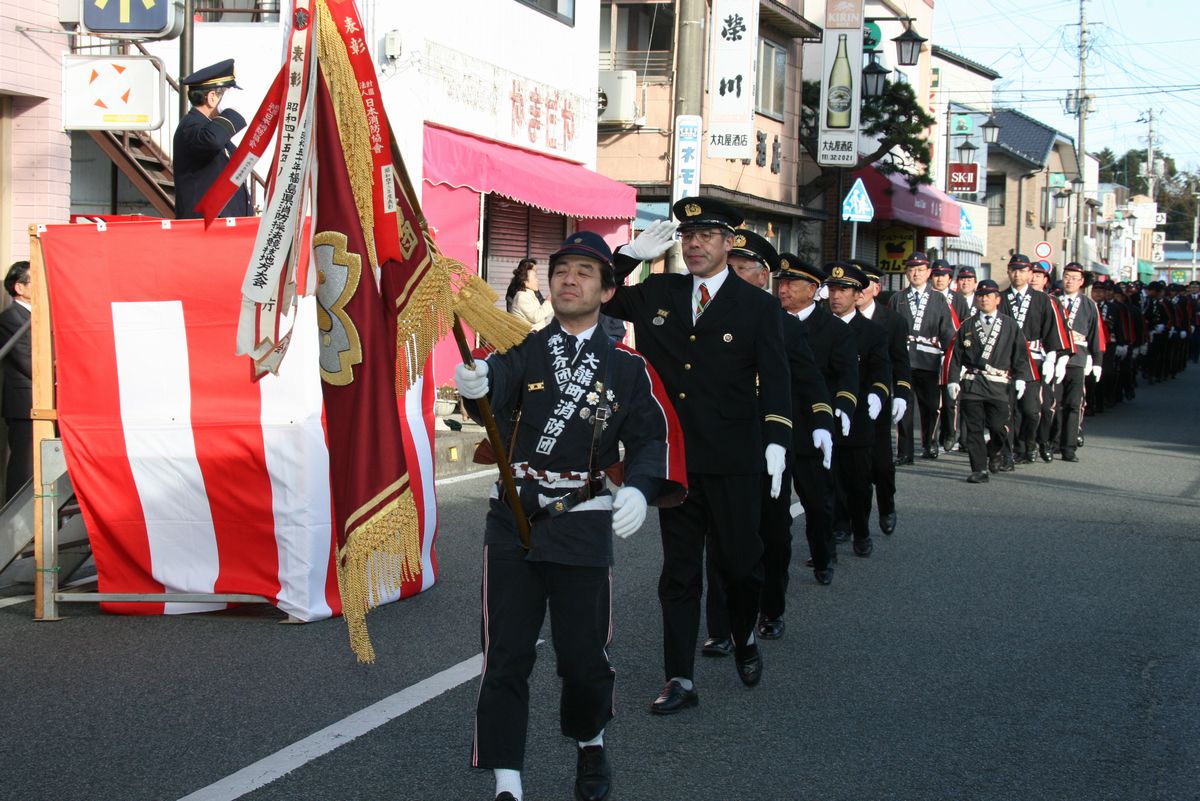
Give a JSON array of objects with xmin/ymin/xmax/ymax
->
[
  {"xmin": 987, "ymin": 174, "xmax": 1005, "ymax": 226},
  {"xmin": 756, "ymin": 38, "xmax": 787, "ymax": 120},
  {"xmin": 600, "ymin": 1, "xmax": 673, "ymax": 77},
  {"xmin": 517, "ymin": 0, "xmax": 575, "ymax": 26}
]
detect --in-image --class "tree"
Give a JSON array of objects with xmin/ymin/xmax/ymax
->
[
  {"xmin": 1094, "ymin": 147, "xmax": 1198, "ymax": 242},
  {"xmin": 798, "ymin": 79, "xmax": 937, "ymax": 206}
]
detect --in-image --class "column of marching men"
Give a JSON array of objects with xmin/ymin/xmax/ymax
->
[{"xmin": 452, "ymin": 194, "xmax": 1196, "ymax": 801}]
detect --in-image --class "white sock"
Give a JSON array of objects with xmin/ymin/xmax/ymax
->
[
  {"xmin": 578, "ymin": 728, "xmax": 605, "ymax": 748},
  {"xmin": 494, "ymin": 768, "xmax": 522, "ymax": 800},
  {"xmin": 669, "ymin": 676, "xmax": 694, "ymax": 691}
]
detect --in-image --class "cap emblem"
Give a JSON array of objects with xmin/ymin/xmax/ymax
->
[
  {"xmin": 831, "ymin": 266, "xmax": 845, "ymax": 279},
  {"xmin": 684, "ymin": 203, "xmax": 702, "ymax": 217}
]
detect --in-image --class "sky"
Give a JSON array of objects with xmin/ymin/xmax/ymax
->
[{"xmin": 930, "ymin": 0, "xmax": 1200, "ymax": 172}]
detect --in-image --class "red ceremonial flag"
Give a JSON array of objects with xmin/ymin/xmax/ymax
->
[{"xmin": 312, "ymin": 72, "xmax": 420, "ymax": 662}]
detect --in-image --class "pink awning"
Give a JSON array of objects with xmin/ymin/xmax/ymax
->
[
  {"xmin": 423, "ymin": 125, "xmax": 635, "ymax": 221},
  {"xmin": 853, "ymin": 165, "xmax": 961, "ymax": 237}
]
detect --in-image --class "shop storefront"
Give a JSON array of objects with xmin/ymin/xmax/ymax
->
[{"xmin": 421, "ymin": 124, "xmax": 635, "ymax": 383}]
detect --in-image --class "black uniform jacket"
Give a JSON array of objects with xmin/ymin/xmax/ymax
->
[
  {"xmin": 840, "ymin": 311, "xmax": 892, "ymax": 448},
  {"xmin": 863, "ymin": 301, "xmax": 913, "ymax": 406},
  {"xmin": 173, "ymin": 107, "xmax": 251, "ymax": 219},
  {"xmin": 943, "ymin": 290, "xmax": 971, "ymax": 328},
  {"xmin": 794, "ymin": 303, "xmax": 859, "ymax": 422},
  {"xmin": 0, "ymin": 302, "xmax": 32, "ymax": 419},
  {"xmin": 941, "ymin": 311, "xmax": 1035, "ymax": 401},
  {"xmin": 466, "ymin": 321, "xmax": 686, "ymax": 565},
  {"xmin": 887, "ymin": 285, "xmax": 957, "ymax": 372},
  {"xmin": 780, "ymin": 310, "xmax": 834, "ymax": 456},
  {"xmin": 1000, "ymin": 287, "xmax": 1071, "ymax": 360},
  {"xmin": 1059, "ymin": 294, "xmax": 1103, "ymax": 367},
  {"xmin": 604, "ymin": 267, "xmax": 791, "ymax": 475}
]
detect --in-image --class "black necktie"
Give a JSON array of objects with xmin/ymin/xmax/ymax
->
[
  {"xmin": 985, "ymin": 315, "xmax": 993, "ymax": 326},
  {"xmin": 564, "ymin": 335, "xmax": 578, "ymax": 361}
]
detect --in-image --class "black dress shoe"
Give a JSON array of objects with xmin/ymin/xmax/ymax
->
[
  {"xmin": 735, "ymin": 644, "xmax": 763, "ymax": 687},
  {"xmin": 1018, "ymin": 451, "xmax": 1036, "ymax": 464},
  {"xmin": 496, "ymin": 793, "xmax": 517, "ymax": 801},
  {"xmin": 575, "ymin": 745, "xmax": 611, "ymax": 801},
  {"xmin": 879, "ymin": 512, "xmax": 896, "ymax": 535},
  {"xmin": 1038, "ymin": 444, "xmax": 1053, "ymax": 463},
  {"xmin": 852, "ymin": 537, "xmax": 873, "ymax": 557},
  {"xmin": 999, "ymin": 457, "xmax": 1016, "ymax": 472},
  {"xmin": 967, "ymin": 471, "xmax": 989, "ymax": 483},
  {"xmin": 756, "ymin": 616, "xmax": 785, "ymax": 640},
  {"xmin": 1061, "ymin": 450, "xmax": 1079, "ymax": 462},
  {"xmin": 701, "ymin": 636, "xmax": 733, "ymax": 657},
  {"xmin": 921, "ymin": 448, "xmax": 938, "ymax": 460},
  {"xmin": 650, "ymin": 680, "xmax": 698, "ymax": 714},
  {"xmin": 894, "ymin": 455, "xmax": 914, "ymax": 466},
  {"xmin": 813, "ymin": 568, "xmax": 833, "ymax": 585},
  {"xmin": 833, "ymin": 530, "xmax": 851, "ymax": 543}
]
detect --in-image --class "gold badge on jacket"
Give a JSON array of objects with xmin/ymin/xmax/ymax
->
[{"xmin": 653, "ymin": 308, "xmax": 669, "ymax": 326}]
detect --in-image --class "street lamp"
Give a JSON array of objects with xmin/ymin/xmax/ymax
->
[
  {"xmin": 862, "ymin": 53, "xmax": 891, "ymax": 99},
  {"xmin": 955, "ymin": 137, "xmax": 979, "ymax": 163},
  {"xmin": 981, "ymin": 115, "xmax": 1001, "ymax": 144},
  {"xmin": 892, "ymin": 25, "xmax": 927, "ymax": 67}
]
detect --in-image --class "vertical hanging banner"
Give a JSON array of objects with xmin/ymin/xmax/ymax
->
[
  {"xmin": 706, "ymin": 0, "xmax": 758, "ymax": 159},
  {"xmin": 672, "ymin": 114, "xmax": 703, "ymax": 203},
  {"xmin": 818, "ymin": 0, "xmax": 864, "ymax": 166}
]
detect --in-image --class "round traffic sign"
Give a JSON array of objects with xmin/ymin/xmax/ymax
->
[{"xmin": 1034, "ymin": 241, "xmax": 1053, "ymax": 259}]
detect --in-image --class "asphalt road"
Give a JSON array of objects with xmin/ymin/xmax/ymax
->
[{"xmin": 2, "ymin": 367, "xmax": 1198, "ymax": 801}]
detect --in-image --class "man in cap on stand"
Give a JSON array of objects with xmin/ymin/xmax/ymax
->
[
  {"xmin": 702, "ymin": 230, "xmax": 834, "ymax": 643},
  {"xmin": 775, "ymin": 257, "xmax": 858, "ymax": 585},
  {"xmin": 604, "ymin": 197, "xmax": 791, "ymax": 711},
  {"xmin": 999, "ymin": 254, "xmax": 1071, "ymax": 468},
  {"xmin": 455, "ymin": 231, "xmax": 685, "ymax": 801},
  {"xmin": 173, "ymin": 59, "xmax": 251, "ymax": 219},
  {"xmin": 852, "ymin": 263, "xmax": 912, "ymax": 537},
  {"xmin": 1055, "ymin": 262, "xmax": 1102, "ymax": 462},
  {"xmin": 941, "ymin": 280, "xmax": 1035, "ymax": 483},
  {"xmin": 824, "ymin": 262, "xmax": 891, "ymax": 558},
  {"xmin": 888, "ymin": 252, "xmax": 956, "ymax": 463}
]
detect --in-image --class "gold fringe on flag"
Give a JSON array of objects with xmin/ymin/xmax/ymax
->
[{"xmin": 335, "ymin": 485, "xmax": 422, "ymax": 663}]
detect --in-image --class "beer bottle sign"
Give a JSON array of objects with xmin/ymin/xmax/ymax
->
[{"xmin": 826, "ymin": 34, "xmax": 853, "ymax": 129}]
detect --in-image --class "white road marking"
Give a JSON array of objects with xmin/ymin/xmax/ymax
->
[
  {"xmin": 434, "ymin": 468, "xmax": 495, "ymax": 486},
  {"xmin": 176, "ymin": 652, "xmax": 485, "ymax": 801},
  {"xmin": 0, "ymin": 595, "xmax": 33, "ymax": 609}
]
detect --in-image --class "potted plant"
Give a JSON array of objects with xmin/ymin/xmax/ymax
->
[{"xmin": 434, "ymin": 384, "xmax": 460, "ymax": 417}]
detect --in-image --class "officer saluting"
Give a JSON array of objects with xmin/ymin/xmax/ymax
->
[
  {"xmin": 173, "ymin": 59, "xmax": 250, "ymax": 219},
  {"xmin": 605, "ymin": 197, "xmax": 791, "ymax": 710},
  {"xmin": 455, "ymin": 232, "xmax": 685, "ymax": 801},
  {"xmin": 942, "ymin": 279, "xmax": 1035, "ymax": 483}
]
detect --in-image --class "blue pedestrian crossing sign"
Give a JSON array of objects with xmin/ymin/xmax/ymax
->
[
  {"xmin": 81, "ymin": 0, "xmax": 184, "ymax": 39},
  {"xmin": 841, "ymin": 178, "xmax": 874, "ymax": 223},
  {"xmin": 959, "ymin": 207, "xmax": 974, "ymax": 234}
]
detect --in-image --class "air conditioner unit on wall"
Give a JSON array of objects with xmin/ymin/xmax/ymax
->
[{"xmin": 598, "ymin": 70, "xmax": 638, "ymax": 124}]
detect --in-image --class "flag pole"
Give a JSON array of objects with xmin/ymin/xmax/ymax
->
[{"xmin": 387, "ymin": 131, "xmax": 532, "ymax": 550}]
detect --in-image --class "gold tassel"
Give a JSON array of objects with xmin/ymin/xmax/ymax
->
[
  {"xmin": 449, "ymin": 266, "xmax": 531, "ymax": 354},
  {"xmin": 335, "ymin": 486, "xmax": 422, "ymax": 663}
]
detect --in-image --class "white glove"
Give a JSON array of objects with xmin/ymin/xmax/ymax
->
[
  {"xmin": 1015, "ymin": 379, "xmax": 1026, "ymax": 399},
  {"xmin": 1138, "ymin": 344, "xmax": 1148, "ymax": 357},
  {"xmin": 1084, "ymin": 355, "xmax": 1093, "ymax": 374},
  {"xmin": 620, "ymin": 219, "xmax": 678, "ymax": 262},
  {"xmin": 1091, "ymin": 365, "xmax": 1102, "ymax": 381},
  {"xmin": 947, "ymin": 382, "xmax": 961, "ymax": 401},
  {"xmin": 834, "ymin": 408, "xmax": 851, "ymax": 437},
  {"xmin": 765, "ymin": 443, "xmax": 786, "ymax": 499},
  {"xmin": 1183, "ymin": 331, "xmax": 1189, "ymax": 340},
  {"xmin": 1155, "ymin": 324, "xmax": 1166, "ymax": 334},
  {"xmin": 867, "ymin": 393, "xmax": 883, "ymax": 421},
  {"xmin": 789, "ymin": 501, "xmax": 805, "ymax": 519},
  {"xmin": 611, "ymin": 486, "xmax": 647, "ymax": 539},
  {"xmin": 1116, "ymin": 345, "xmax": 1128, "ymax": 358},
  {"xmin": 1054, "ymin": 354, "xmax": 1069, "ymax": 383},
  {"xmin": 812, "ymin": 428, "xmax": 833, "ymax": 470},
  {"xmin": 891, "ymin": 397, "xmax": 907, "ymax": 424},
  {"xmin": 454, "ymin": 360, "xmax": 489, "ymax": 399},
  {"xmin": 1041, "ymin": 351, "xmax": 1056, "ymax": 385}
]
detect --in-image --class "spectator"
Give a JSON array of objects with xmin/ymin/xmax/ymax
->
[{"xmin": 0, "ymin": 261, "xmax": 33, "ymax": 503}]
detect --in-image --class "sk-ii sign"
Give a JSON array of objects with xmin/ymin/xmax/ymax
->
[{"xmin": 947, "ymin": 162, "xmax": 978, "ymax": 194}]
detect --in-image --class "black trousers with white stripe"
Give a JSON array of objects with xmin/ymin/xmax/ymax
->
[{"xmin": 472, "ymin": 532, "xmax": 614, "ymax": 771}]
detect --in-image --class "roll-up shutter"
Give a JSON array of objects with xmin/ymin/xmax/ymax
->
[{"xmin": 484, "ymin": 194, "xmax": 567, "ymax": 305}]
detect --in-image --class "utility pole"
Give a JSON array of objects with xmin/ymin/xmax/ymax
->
[
  {"xmin": 1144, "ymin": 109, "xmax": 1157, "ymax": 202},
  {"xmin": 1073, "ymin": 0, "xmax": 1089, "ymax": 266},
  {"xmin": 669, "ymin": 0, "xmax": 706, "ymax": 273}
]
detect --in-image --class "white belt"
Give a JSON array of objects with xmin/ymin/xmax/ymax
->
[{"xmin": 915, "ymin": 343, "xmax": 943, "ymax": 355}]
